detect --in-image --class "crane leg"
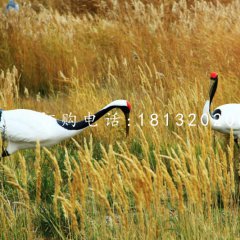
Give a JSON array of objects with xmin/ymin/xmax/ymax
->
[
  {"xmin": 234, "ymin": 138, "xmax": 239, "ymax": 149},
  {"xmin": 1, "ymin": 146, "xmax": 4, "ymax": 192},
  {"xmin": 234, "ymin": 138, "xmax": 240, "ymax": 199}
]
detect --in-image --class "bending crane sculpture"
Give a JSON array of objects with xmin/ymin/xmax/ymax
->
[{"xmin": 0, "ymin": 100, "xmax": 131, "ymax": 156}]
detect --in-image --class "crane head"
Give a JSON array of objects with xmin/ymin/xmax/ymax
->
[
  {"xmin": 209, "ymin": 72, "xmax": 218, "ymax": 106},
  {"xmin": 124, "ymin": 101, "xmax": 131, "ymax": 136},
  {"xmin": 210, "ymin": 72, "xmax": 218, "ymax": 80}
]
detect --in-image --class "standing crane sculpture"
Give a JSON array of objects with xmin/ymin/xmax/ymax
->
[{"xmin": 202, "ymin": 72, "xmax": 240, "ymax": 145}]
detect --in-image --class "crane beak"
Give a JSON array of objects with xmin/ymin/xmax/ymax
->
[
  {"xmin": 124, "ymin": 112, "xmax": 130, "ymax": 136},
  {"xmin": 209, "ymin": 73, "xmax": 218, "ymax": 106},
  {"xmin": 209, "ymin": 78, "xmax": 214, "ymax": 89}
]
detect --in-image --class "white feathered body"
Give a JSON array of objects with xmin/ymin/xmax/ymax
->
[
  {"xmin": 1, "ymin": 109, "xmax": 81, "ymax": 154},
  {"xmin": 203, "ymin": 100, "xmax": 240, "ymax": 137},
  {"xmin": 0, "ymin": 100, "xmax": 130, "ymax": 155}
]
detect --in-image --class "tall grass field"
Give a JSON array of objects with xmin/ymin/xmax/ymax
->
[{"xmin": 0, "ymin": 0, "xmax": 240, "ymax": 239}]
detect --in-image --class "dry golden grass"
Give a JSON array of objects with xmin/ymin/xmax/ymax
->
[{"xmin": 0, "ymin": 0, "xmax": 240, "ymax": 239}]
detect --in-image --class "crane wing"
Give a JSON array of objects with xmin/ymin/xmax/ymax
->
[{"xmin": 2, "ymin": 109, "xmax": 58, "ymax": 143}]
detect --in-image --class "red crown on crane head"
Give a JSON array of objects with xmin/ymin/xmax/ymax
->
[{"xmin": 210, "ymin": 72, "xmax": 218, "ymax": 79}]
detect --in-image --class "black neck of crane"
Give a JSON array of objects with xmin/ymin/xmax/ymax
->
[
  {"xmin": 57, "ymin": 105, "xmax": 130, "ymax": 132},
  {"xmin": 209, "ymin": 78, "xmax": 218, "ymax": 111}
]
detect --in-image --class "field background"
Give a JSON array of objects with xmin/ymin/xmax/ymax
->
[{"xmin": 0, "ymin": 0, "xmax": 240, "ymax": 239}]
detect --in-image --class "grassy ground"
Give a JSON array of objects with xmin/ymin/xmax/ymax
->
[{"xmin": 0, "ymin": 0, "xmax": 240, "ymax": 239}]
